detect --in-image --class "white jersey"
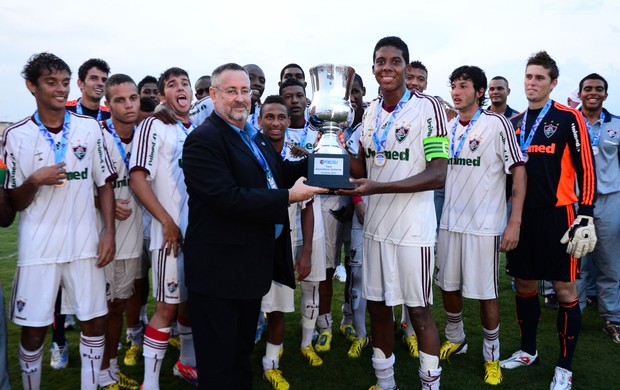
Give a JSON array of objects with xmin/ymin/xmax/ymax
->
[
  {"xmin": 283, "ymin": 126, "xmax": 325, "ymax": 244},
  {"xmin": 360, "ymin": 92, "xmax": 448, "ymax": 246},
  {"xmin": 129, "ymin": 116, "xmax": 192, "ymax": 250},
  {"xmin": 189, "ymin": 96, "xmax": 214, "ymax": 126},
  {"xmin": 100, "ymin": 122, "xmax": 143, "ymax": 259},
  {"xmin": 440, "ymin": 110, "xmax": 523, "ymax": 235},
  {"xmin": 3, "ymin": 112, "xmax": 116, "ymax": 265},
  {"xmin": 345, "ymin": 122, "xmax": 363, "ymax": 156}
]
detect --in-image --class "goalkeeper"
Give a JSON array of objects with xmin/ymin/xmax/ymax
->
[{"xmin": 499, "ymin": 52, "xmax": 597, "ymax": 390}]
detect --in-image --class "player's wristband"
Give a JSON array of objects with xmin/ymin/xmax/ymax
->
[{"xmin": 423, "ymin": 136, "xmax": 449, "ymax": 161}]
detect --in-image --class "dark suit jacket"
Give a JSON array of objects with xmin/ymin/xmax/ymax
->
[{"xmin": 182, "ymin": 112, "xmax": 306, "ymax": 299}]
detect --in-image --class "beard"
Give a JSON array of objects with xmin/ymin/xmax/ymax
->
[{"xmin": 226, "ymin": 102, "xmax": 249, "ymax": 123}]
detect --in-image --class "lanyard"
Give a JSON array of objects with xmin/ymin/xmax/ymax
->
[
  {"xmin": 34, "ymin": 111, "xmax": 71, "ymax": 163},
  {"xmin": 520, "ymin": 99, "xmax": 552, "ymax": 153},
  {"xmin": 373, "ymin": 89, "xmax": 411, "ymax": 152},
  {"xmin": 584, "ymin": 111, "xmax": 605, "ymax": 147},
  {"xmin": 281, "ymin": 128, "xmax": 291, "ymax": 159},
  {"xmin": 76, "ymin": 98, "xmax": 102, "ymax": 121},
  {"xmin": 176, "ymin": 120, "xmax": 196, "ymax": 136},
  {"xmin": 450, "ymin": 109, "xmax": 482, "ymax": 158},
  {"xmin": 106, "ymin": 119, "xmax": 132, "ymax": 169}
]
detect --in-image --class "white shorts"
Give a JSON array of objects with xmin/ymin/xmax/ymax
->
[
  {"xmin": 321, "ymin": 195, "xmax": 344, "ymax": 269},
  {"xmin": 261, "ymin": 281, "xmax": 295, "ymax": 313},
  {"xmin": 10, "ymin": 259, "xmax": 107, "ymax": 327},
  {"xmin": 363, "ymin": 240, "xmax": 434, "ymax": 307},
  {"xmin": 435, "ymin": 230, "xmax": 500, "ymax": 300},
  {"xmin": 151, "ymin": 249, "xmax": 187, "ymax": 304},
  {"xmin": 105, "ymin": 257, "xmax": 140, "ymax": 301}
]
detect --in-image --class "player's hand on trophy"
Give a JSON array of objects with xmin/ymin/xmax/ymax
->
[
  {"xmin": 560, "ymin": 215, "xmax": 597, "ymax": 258},
  {"xmin": 29, "ymin": 162, "xmax": 66, "ymax": 186},
  {"xmin": 154, "ymin": 103, "xmax": 177, "ymax": 125},
  {"xmin": 337, "ymin": 178, "xmax": 379, "ymax": 196},
  {"xmin": 288, "ymin": 177, "xmax": 328, "ymax": 204},
  {"xmin": 114, "ymin": 199, "xmax": 132, "ymax": 221},
  {"xmin": 289, "ymin": 145, "xmax": 309, "ymax": 158}
]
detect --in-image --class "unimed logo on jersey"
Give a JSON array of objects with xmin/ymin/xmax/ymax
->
[
  {"xmin": 148, "ymin": 133, "xmax": 158, "ymax": 166},
  {"xmin": 66, "ymin": 168, "xmax": 89, "ymax": 181},
  {"xmin": 113, "ymin": 175, "xmax": 129, "ymax": 189},
  {"xmin": 526, "ymin": 143, "xmax": 556, "ymax": 154},
  {"xmin": 448, "ymin": 156, "xmax": 481, "ymax": 166},
  {"xmin": 365, "ymin": 147, "xmax": 410, "ymax": 161}
]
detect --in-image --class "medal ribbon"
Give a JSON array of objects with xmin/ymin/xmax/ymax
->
[
  {"xmin": 520, "ymin": 99, "xmax": 552, "ymax": 153},
  {"xmin": 34, "ymin": 110, "xmax": 71, "ymax": 163},
  {"xmin": 584, "ymin": 111, "xmax": 605, "ymax": 147},
  {"xmin": 373, "ymin": 89, "xmax": 411, "ymax": 152},
  {"xmin": 106, "ymin": 119, "xmax": 131, "ymax": 169},
  {"xmin": 176, "ymin": 120, "xmax": 196, "ymax": 136},
  {"xmin": 450, "ymin": 109, "xmax": 482, "ymax": 158},
  {"xmin": 76, "ymin": 98, "xmax": 102, "ymax": 121}
]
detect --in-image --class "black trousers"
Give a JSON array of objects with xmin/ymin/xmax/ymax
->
[{"xmin": 188, "ymin": 290, "xmax": 261, "ymax": 389}]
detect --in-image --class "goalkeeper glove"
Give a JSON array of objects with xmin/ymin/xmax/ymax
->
[{"xmin": 560, "ymin": 215, "xmax": 597, "ymax": 258}]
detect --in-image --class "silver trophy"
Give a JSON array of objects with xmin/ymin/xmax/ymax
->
[{"xmin": 305, "ymin": 64, "xmax": 356, "ymax": 189}]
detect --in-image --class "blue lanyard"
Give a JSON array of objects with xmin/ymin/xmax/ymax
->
[
  {"xmin": 373, "ymin": 89, "xmax": 411, "ymax": 152},
  {"xmin": 300, "ymin": 122, "xmax": 310, "ymax": 151},
  {"xmin": 106, "ymin": 119, "xmax": 131, "ymax": 169},
  {"xmin": 450, "ymin": 109, "xmax": 482, "ymax": 158},
  {"xmin": 239, "ymin": 130, "xmax": 271, "ymax": 179},
  {"xmin": 34, "ymin": 111, "xmax": 71, "ymax": 163},
  {"xmin": 281, "ymin": 128, "xmax": 291, "ymax": 159},
  {"xmin": 584, "ymin": 111, "xmax": 605, "ymax": 147},
  {"xmin": 520, "ymin": 99, "xmax": 552, "ymax": 153},
  {"xmin": 176, "ymin": 120, "xmax": 196, "ymax": 136},
  {"xmin": 76, "ymin": 98, "xmax": 102, "ymax": 121}
]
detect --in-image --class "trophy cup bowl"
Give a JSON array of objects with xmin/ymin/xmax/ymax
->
[{"xmin": 305, "ymin": 64, "xmax": 356, "ymax": 190}]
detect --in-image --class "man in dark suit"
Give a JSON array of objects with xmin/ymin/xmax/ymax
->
[{"xmin": 182, "ymin": 63, "xmax": 326, "ymax": 389}]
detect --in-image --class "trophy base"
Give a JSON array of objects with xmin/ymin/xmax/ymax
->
[{"xmin": 305, "ymin": 153, "xmax": 356, "ymax": 191}]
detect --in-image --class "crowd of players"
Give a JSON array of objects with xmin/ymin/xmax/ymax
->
[{"xmin": 0, "ymin": 34, "xmax": 618, "ymax": 390}]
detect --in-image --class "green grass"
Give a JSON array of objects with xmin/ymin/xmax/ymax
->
[{"xmin": 1, "ymin": 219, "xmax": 619, "ymax": 389}]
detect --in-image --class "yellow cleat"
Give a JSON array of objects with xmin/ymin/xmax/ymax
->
[
  {"xmin": 169, "ymin": 335, "xmax": 181, "ymax": 350},
  {"xmin": 439, "ymin": 339, "xmax": 468, "ymax": 360},
  {"xmin": 116, "ymin": 371, "xmax": 140, "ymax": 390},
  {"xmin": 314, "ymin": 331, "xmax": 332, "ymax": 352},
  {"xmin": 263, "ymin": 369, "xmax": 290, "ymax": 390},
  {"xmin": 347, "ymin": 337, "xmax": 368, "ymax": 358},
  {"xmin": 402, "ymin": 334, "xmax": 419, "ymax": 358},
  {"xmin": 123, "ymin": 345, "xmax": 142, "ymax": 366},
  {"xmin": 101, "ymin": 384, "xmax": 120, "ymax": 390},
  {"xmin": 340, "ymin": 324, "xmax": 357, "ymax": 342},
  {"xmin": 484, "ymin": 360, "xmax": 503, "ymax": 385},
  {"xmin": 300, "ymin": 344, "xmax": 323, "ymax": 366},
  {"xmin": 368, "ymin": 385, "xmax": 398, "ymax": 390}
]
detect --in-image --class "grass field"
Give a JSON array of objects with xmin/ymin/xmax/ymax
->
[{"xmin": 1, "ymin": 219, "xmax": 619, "ymax": 389}]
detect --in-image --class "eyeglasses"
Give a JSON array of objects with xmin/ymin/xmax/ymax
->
[{"xmin": 214, "ymin": 87, "xmax": 252, "ymax": 98}]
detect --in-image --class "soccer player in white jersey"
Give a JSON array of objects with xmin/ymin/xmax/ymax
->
[
  {"xmin": 279, "ymin": 81, "xmax": 329, "ymax": 367},
  {"xmin": 4, "ymin": 52, "xmax": 117, "ymax": 390},
  {"xmin": 244, "ymin": 64, "xmax": 266, "ymax": 129},
  {"xmin": 129, "ymin": 67, "xmax": 197, "ymax": 388},
  {"xmin": 342, "ymin": 36, "xmax": 449, "ymax": 390},
  {"xmin": 96, "ymin": 74, "xmax": 144, "ymax": 390},
  {"xmin": 435, "ymin": 66, "xmax": 526, "ymax": 386}
]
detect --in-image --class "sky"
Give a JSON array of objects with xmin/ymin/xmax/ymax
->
[{"xmin": 1, "ymin": 0, "xmax": 619, "ymax": 122}]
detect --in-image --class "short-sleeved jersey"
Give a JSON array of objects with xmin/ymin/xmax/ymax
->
[
  {"xmin": 345, "ymin": 122, "xmax": 363, "ymax": 156},
  {"xmin": 189, "ymin": 96, "xmax": 214, "ymax": 126},
  {"xmin": 100, "ymin": 121, "xmax": 143, "ymax": 260},
  {"xmin": 511, "ymin": 101, "xmax": 596, "ymax": 214},
  {"xmin": 129, "ymin": 116, "xmax": 192, "ymax": 250},
  {"xmin": 66, "ymin": 99, "xmax": 111, "ymax": 121},
  {"xmin": 3, "ymin": 112, "xmax": 116, "ymax": 265},
  {"xmin": 283, "ymin": 126, "xmax": 325, "ymax": 244},
  {"xmin": 584, "ymin": 108, "xmax": 620, "ymax": 195},
  {"xmin": 360, "ymin": 91, "xmax": 448, "ymax": 246},
  {"xmin": 440, "ymin": 110, "xmax": 524, "ymax": 235}
]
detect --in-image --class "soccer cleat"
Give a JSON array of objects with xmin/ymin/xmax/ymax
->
[
  {"xmin": 484, "ymin": 360, "xmax": 503, "ymax": 385},
  {"xmin": 402, "ymin": 334, "xmax": 419, "ymax": 358},
  {"xmin": 101, "ymin": 384, "xmax": 121, "ymax": 390},
  {"xmin": 334, "ymin": 264, "xmax": 347, "ymax": 282},
  {"xmin": 499, "ymin": 350, "xmax": 538, "ymax": 369},
  {"xmin": 603, "ymin": 321, "xmax": 620, "ymax": 344},
  {"xmin": 50, "ymin": 341, "xmax": 69, "ymax": 369},
  {"xmin": 64, "ymin": 314, "xmax": 76, "ymax": 330},
  {"xmin": 439, "ymin": 340, "xmax": 467, "ymax": 360},
  {"xmin": 300, "ymin": 344, "xmax": 323, "ymax": 366},
  {"xmin": 340, "ymin": 324, "xmax": 356, "ymax": 342},
  {"xmin": 315, "ymin": 331, "xmax": 332, "ymax": 352},
  {"xmin": 368, "ymin": 385, "xmax": 398, "ymax": 390},
  {"xmin": 173, "ymin": 360, "xmax": 198, "ymax": 387},
  {"xmin": 116, "ymin": 371, "xmax": 140, "ymax": 390},
  {"xmin": 169, "ymin": 335, "xmax": 181, "ymax": 350},
  {"xmin": 263, "ymin": 369, "xmax": 290, "ymax": 390},
  {"xmin": 123, "ymin": 345, "xmax": 142, "ymax": 366},
  {"xmin": 347, "ymin": 337, "xmax": 368, "ymax": 358},
  {"xmin": 550, "ymin": 366, "xmax": 572, "ymax": 390}
]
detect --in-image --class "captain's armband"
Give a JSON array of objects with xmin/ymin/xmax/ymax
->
[{"xmin": 423, "ymin": 136, "xmax": 449, "ymax": 161}]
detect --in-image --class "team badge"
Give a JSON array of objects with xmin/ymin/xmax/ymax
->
[
  {"xmin": 544, "ymin": 123, "xmax": 557, "ymax": 138},
  {"xmin": 73, "ymin": 144, "xmax": 87, "ymax": 160},
  {"xmin": 607, "ymin": 129, "xmax": 617, "ymax": 139},
  {"xmin": 16, "ymin": 298, "xmax": 26, "ymax": 313},
  {"xmin": 394, "ymin": 126, "xmax": 409, "ymax": 143},
  {"xmin": 167, "ymin": 280, "xmax": 179, "ymax": 293},
  {"xmin": 469, "ymin": 137, "xmax": 480, "ymax": 152}
]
